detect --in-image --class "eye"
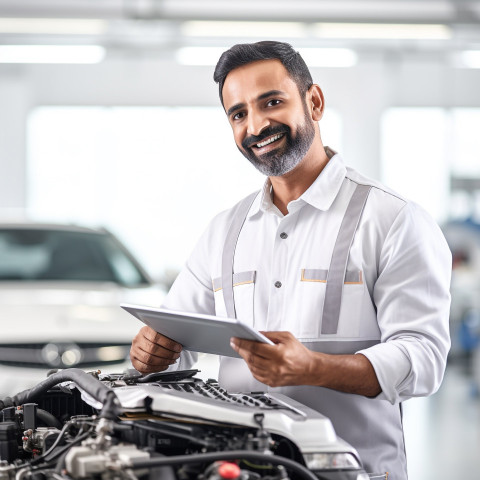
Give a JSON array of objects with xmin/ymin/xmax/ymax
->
[
  {"xmin": 232, "ymin": 111, "xmax": 246, "ymax": 121},
  {"xmin": 266, "ymin": 99, "xmax": 282, "ymax": 107}
]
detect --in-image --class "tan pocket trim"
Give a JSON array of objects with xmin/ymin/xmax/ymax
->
[{"xmin": 212, "ymin": 271, "xmax": 256, "ymax": 292}]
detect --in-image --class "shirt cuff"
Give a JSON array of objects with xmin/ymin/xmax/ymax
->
[{"xmin": 356, "ymin": 342, "xmax": 411, "ymax": 404}]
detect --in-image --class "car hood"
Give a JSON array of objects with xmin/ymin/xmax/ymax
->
[{"xmin": 0, "ymin": 281, "xmax": 165, "ymax": 343}]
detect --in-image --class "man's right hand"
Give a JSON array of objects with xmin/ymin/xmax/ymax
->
[{"xmin": 130, "ymin": 326, "xmax": 182, "ymax": 374}]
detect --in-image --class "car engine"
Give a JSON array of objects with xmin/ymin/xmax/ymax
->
[{"xmin": 0, "ymin": 369, "xmax": 369, "ymax": 480}]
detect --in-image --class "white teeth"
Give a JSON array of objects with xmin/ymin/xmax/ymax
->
[{"xmin": 256, "ymin": 133, "xmax": 283, "ymax": 148}]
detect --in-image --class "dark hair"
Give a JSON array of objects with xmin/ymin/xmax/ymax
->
[{"xmin": 213, "ymin": 41, "xmax": 313, "ymax": 106}]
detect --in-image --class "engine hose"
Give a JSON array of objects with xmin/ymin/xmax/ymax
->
[
  {"xmin": 98, "ymin": 390, "xmax": 121, "ymax": 421},
  {"xmin": 0, "ymin": 369, "xmax": 113, "ymax": 410},
  {"xmin": 36, "ymin": 409, "xmax": 63, "ymax": 429},
  {"xmin": 131, "ymin": 450, "xmax": 319, "ymax": 480}
]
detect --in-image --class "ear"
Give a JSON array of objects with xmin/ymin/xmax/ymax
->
[{"xmin": 307, "ymin": 84, "xmax": 325, "ymax": 121}]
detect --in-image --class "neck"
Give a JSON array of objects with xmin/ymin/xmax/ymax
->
[{"xmin": 270, "ymin": 143, "xmax": 329, "ymax": 216}]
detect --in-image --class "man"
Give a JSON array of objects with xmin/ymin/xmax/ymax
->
[{"xmin": 130, "ymin": 41, "xmax": 451, "ymax": 478}]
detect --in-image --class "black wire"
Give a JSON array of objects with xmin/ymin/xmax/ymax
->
[
  {"xmin": 37, "ymin": 431, "xmax": 91, "ymax": 467},
  {"xmin": 54, "ymin": 449, "xmax": 71, "ymax": 475},
  {"xmin": 17, "ymin": 432, "xmax": 91, "ymax": 474},
  {"xmin": 30, "ymin": 422, "xmax": 73, "ymax": 466},
  {"xmin": 30, "ymin": 417, "xmax": 95, "ymax": 467},
  {"xmin": 132, "ymin": 450, "xmax": 319, "ymax": 480}
]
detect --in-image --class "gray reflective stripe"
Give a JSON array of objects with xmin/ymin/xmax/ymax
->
[
  {"xmin": 301, "ymin": 268, "xmax": 362, "ymax": 284},
  {"xmin": 321, "ymin": 184, "xmax": 372, "ymax": 334},
  {"xmin": 222, "ymin": 192, "xmax": 259, "ymax": 319},
  {"xmin": 213, "ymin": 270, "xmax": 256, "ymax": 292},
  {"xmin": 302, "ymin": 268, "xmax": 328, "ymax": 282}
]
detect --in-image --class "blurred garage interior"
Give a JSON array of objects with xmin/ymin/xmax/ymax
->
[{"xmin": 0, "ymin": 1, "xmax": 480, "ymax": 479}]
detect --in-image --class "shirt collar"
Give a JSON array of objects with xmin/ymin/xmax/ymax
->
[
  {"xmin": 247, "ymin": 177, "xmax": 277, "ymax": 218},
  {"xmin": 247, "ymin": 147, "xmax": 347, "ymax": 218}
]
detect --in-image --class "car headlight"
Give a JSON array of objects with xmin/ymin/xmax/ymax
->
[{"xmin": 304, "ymin": 452, "xmax": 361, "ymax": 470}]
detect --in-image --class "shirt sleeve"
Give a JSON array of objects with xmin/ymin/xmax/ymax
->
[
  {"xmin": 160, "ymin": 222, "xmax": 218, "ymax": 371},
  {"xmin": 357, "ymin": 202, "xmax": 452, "ymax": 404}
]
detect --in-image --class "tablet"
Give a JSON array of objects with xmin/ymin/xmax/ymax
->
[{"xmin": 121, "ymin": 304, "xmax": 274, "ymax": 358}]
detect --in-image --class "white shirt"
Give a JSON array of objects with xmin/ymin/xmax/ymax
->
[
  {"xmin": 166, "ymin": 151, "xmax": 451, "ymax": 405},
  {"xmin": 163, "ymin": 151, "xmax": 451, "ymax": 477}
]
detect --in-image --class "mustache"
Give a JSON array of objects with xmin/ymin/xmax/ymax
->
[{"xmin": 242, "ymin": 125, "xmax": 290, "ymax": 150}]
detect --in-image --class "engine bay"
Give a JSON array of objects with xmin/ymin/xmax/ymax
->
[{"xmin": 0, "ymin": 368, "xmax": 369, "ymax": 480}]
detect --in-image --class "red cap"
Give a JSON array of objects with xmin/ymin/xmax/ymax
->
[{"xmin": 218, "ymin": 462, "xmax": 241, "ymax": 479}]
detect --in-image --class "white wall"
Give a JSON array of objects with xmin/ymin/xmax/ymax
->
[{"xmin": 1, "ymin": 53, "xmax": 480, "ymax": 211}]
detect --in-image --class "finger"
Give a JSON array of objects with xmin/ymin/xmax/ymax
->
[
  {"xmin": 137, "ymin": 343, "xmax": 180, "ymax": 362},
  {"xmin": 132, "ymin": 336, "xmax": 180, "ymax": 363},
  {"xmin": 130, "ymin": 346, "xmax": 179, "ymax": 370},
  {"xmin": 138, "ymin": 339, "xmax": 182, "ymax": 360},
  {"xmin": 260, "ymin": 331, "xmax": 293, "ymax": 343},
  {"xmin": 245, "ymin": 357, "xmax": 271, "ymax": 373},
  {"xmin": 230, "ymin": 337, "xmax": 273, "ymax": 359},
  {"xmin": 131, "ymin": 357, "xmax": 170, "ymax": 374},
  {"xmin": 136, "ymin": 327, "xmax": 182, "ymax": 359},
  {"xmin": 141, "ymin": 326, "xmax": 182, "ymax": 353},
  {"xmin": 231, "ymin": 345, "xmax": 277, "ymax": 372}
]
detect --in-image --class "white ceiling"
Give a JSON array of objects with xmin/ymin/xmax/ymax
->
[
  {"xmin": 0, "ymin": 0, "xmax": 479, "ymax": 59},
  {"xmin": 0, "ymin": 0, "xmax": 479, "ymax": 22}
]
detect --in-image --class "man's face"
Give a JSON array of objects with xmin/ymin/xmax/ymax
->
[{"xmin": 222, "ymin": 59, "xmax": 315, "ymax": 177}]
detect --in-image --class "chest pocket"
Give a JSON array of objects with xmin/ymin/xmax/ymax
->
[
  {"xmin": 298, "ymin": 268, "xmax": 364, "ymax": 339},
  {"xmin": 213, "ymin": 271, "xmax": 256, "ymax": 325},
  {"xmin": 220, "ymin": 184, "xmax": 372, "ymax": 340}
]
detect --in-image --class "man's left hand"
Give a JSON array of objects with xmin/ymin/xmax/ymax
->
[{"xmin": 230, "ymin": 331, "xmax": 315, "ymax": 387}]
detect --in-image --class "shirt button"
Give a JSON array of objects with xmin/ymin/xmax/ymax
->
[
  {"xmin": 274, "ymin": 281, "xmax": 282, "ymax": 288},
  {"xmin": 280, "ymin": 232, "xmax": 288, "ymax": 239}
]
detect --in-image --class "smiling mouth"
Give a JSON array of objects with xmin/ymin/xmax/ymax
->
[{"xmin": 253, "ymin": 133, "xmax": 285, "ymax": 149}]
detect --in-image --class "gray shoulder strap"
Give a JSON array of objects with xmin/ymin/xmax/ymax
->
[
  {"xmin": 321, "ymin": 184, "xmax": 372, "ymax": 334},
  {"xmin": 222, "ymin": 191, "xmax": 259, "ymax": 319},
  {"xmin": 221, "ymin": 183, "xmax": 371, "ymax": 331}
]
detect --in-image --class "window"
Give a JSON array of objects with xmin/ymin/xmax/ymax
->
[
  {"xmin": 27, "ymin": 106, "xmax": 343, "ymax": 277},
  {"xmin": 381, "ymin": 108, "xmax": 480, "ymax": 222},
  {"xmin": 0, "ymin": 227, "xmax": 149, "ymax": 286}
]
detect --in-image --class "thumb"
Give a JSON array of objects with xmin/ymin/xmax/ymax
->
[{"xmin": 260, "ymin": 331, "xmax": 292, "ymax": 344}]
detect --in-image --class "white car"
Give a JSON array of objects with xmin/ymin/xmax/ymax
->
[{"xmin": 0, "ymin": 222, "xmax": 166, "ymax": 396}]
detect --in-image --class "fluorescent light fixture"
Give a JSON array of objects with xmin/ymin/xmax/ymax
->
[
  {"xmin": 0, "ymin": 18, "xmax": 106, "ymax": 35},
  {"xmin": 181, "ymin": 20, "xmax": 305, "ymax": 38},
  {"xmin": 460, "ymin": 50, "xmax": 480, "ymax": 68},
  {"xmin": 176, "ymin": 46, "xmax": 228, "ymax": 65},
  {"xmin": 298, "ymin": 48, "xmax": 357, "ymax": 68},
  {"xmin": 313, "ymin": 23, "xmax": 451, "ymax": 40},
  {"xmin": 0, "ymin": 45, "xmax": 106, "ymax": 64}
]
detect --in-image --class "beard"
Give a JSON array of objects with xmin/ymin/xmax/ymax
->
[{"xmin": 239, "ymin": 116, "xmax": 315, "ymax": 177}]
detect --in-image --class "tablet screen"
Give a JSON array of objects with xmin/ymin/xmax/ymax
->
[{"xmin": 122, "ymin": 304, "xmax": 274, "ymax": 358}]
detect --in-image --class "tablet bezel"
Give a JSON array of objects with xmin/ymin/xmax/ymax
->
[{"xmin": 121, "ymin": 303, "xmax": 274, "ymax": 358}]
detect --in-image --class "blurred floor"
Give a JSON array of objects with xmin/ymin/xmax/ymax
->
[
  {"xmin": 196, "ymin": 355, "xmax": 480, "ymax": 479},
  {"xmin": 403, "ymin": 360, "xmax": 480, "ymax": 479}
]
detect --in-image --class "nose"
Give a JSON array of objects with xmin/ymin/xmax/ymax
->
[{"xmin": 247, "ymin": 110, "xmax": 269, "ymax": 137}]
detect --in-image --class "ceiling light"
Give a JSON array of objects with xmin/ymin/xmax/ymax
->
[
  {"xmin": 459, "ymin": 50, "xmax": 480, "ymax": 68},
  {"xmin": 0, "ymin": 18, "xmax": 106, "ymax": 35},
  {"xmin": 0, "ymin": 45, "xmax": 106, "ymax": 64},
  {"xmin": 298, "ymin": 48, "xmax": 357, "ymax": 68},
  {"xmin": 181, "ymin": 21, "xmax": 305, "ymax": 38},
  {"xmin": 313, "ymin": 23, "xmax": 451, "ymax": 40}
]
